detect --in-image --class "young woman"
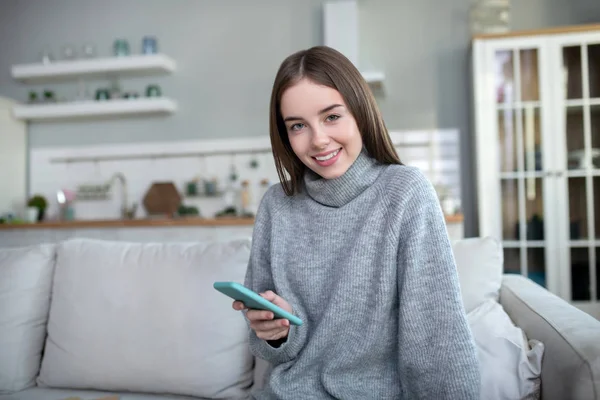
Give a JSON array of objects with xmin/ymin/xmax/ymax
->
[{"xmin": 233, "ymin": 46, "xmax": 480, "ymax": 399}]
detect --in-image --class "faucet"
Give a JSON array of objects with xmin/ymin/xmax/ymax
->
[{"xmin": 106, "ymin": 172, "xmax": 136, "ymax": 219}]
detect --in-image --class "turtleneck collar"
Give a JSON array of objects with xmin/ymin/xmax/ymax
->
[{"xmin": 303, "ymin": 147, "xmax": 385, "ymax": 208}]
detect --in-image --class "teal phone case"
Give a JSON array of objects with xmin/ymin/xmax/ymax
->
[{"xmin": 213, "ymin": 281, "xmax": 303, "ymax": 326}]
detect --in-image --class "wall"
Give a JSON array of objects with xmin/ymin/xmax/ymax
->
[
  {"xmin": 510, "ymin": 0, "xmax": 576, "ymax": 30},
  {"xmin": 510, "ymin": 0, "xmax": 600, "ymax": 30},
  {"xmin": 576, "ymin": 0, "xmax": 600, "ymax": 23},
  {"xmin": 1, "ymin": 0, "xmax": 599, "ymax": 236},
  {"xmin": 0, "ymin": 97, "xmax": 27, "ymax": 216}
]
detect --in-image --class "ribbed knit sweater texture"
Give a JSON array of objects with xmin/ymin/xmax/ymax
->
[{"xmin": 244, "ymin": 149, "xmax": 480, "ymax": 399}]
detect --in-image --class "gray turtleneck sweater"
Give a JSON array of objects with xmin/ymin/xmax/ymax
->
[{"xmin": 244, "ymin": 149, "xmax": 480, "ymax": 399}]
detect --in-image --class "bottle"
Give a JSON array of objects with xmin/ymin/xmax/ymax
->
[{"xmin": 240, "ymin": 180, "xmax": 253, "ymax": 217}]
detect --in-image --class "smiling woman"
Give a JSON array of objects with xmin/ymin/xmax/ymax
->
[
  {"xmin": 282, "ymin": 84, "xmax": 363, "ymax": 179},
  {"xmin": 231, "ymin": 46, "xmax": 481, "ymax": 400}
]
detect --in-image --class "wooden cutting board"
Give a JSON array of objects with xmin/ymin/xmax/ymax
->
[{"xmin": 142, "ymin": 182, "xmax": 182, "ymax": 216}]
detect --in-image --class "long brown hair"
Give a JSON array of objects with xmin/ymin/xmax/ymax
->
[{"xmin": 269, "ymin": 45, "xmax": 402, "ymax": 196}]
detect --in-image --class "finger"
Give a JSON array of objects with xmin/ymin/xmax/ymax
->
[
  {"xmin": 246, "ymin": 309, "xmax": 274, "ymax": 322},
  {"xmin": 250, "ymin": 318, "xmax": 289, "ymax": 332},
  {"xmin": 260, "ymin": 290, "xmax": 276, "ymax": 302},
  {"xmin": 232, "ymin": 301, "xmax": 246, "ymax": 311},
  {"xmin": 260, "ymin": 290, "xmax": 288, "ymax": 310},
  {"xmin": 256, "ymin": 327, "xmax": 290, "ymax": 341}
]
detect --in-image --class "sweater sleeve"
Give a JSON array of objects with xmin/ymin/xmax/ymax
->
[
  {"xmin": 395, "ymin": 175, "xmax": 481, "ymax": 399},
  {"xmin": 243, "ymin": 188, "xmax": 308, "ymax": 365}
]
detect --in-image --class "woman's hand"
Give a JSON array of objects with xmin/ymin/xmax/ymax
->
[{"xmin": 232, "ymin": 290, "xmax": 293, "ymax": 341}]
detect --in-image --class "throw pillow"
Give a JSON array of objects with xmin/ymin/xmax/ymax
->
[
  {"xmin": 468, "ymin": 299, "xmax": 544, "ymax": 400},
  {"xmin": 453, "ymin": 236, "xmax": 504, "ymax": 313}
]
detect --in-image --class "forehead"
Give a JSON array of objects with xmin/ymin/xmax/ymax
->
[{"xmin": 280, "ymin": 79, "xmax": 345, "ymax": 116}]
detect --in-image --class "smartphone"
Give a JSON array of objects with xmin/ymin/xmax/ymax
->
[{"xmin": 213, "ymin": 281, "xmax": 303, "ymax": 326}]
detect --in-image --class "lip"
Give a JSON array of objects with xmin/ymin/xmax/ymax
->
[
  {"xmin": 312, "ymin": 148, "xmax": 340, "ymax": 157},
  {"xmin": 312, "ymin": 148, "xmax": 342, "ymax": 167}
]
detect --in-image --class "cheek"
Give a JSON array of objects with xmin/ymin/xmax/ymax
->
[
  {"xmin": 334, "ymin": 120, "xmax": 361, "ymax": 145},
  {"xmin": 288, "ymin": 135, "xmax": 308, "ymax": 158},
  {"xmin": 349, "ymin": 120, "xmax": 361, "ymax": 139}
]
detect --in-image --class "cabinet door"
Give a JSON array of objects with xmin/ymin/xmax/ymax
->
[
  {"xmin": 551, "ymin": 32, "xmax": 600, "ymax": 314},
  {"xmin": 474, "ymin": 37, "xmax": 556, "ymax": 292},
  {"xmin": 0, "ymin": 98, "xmax": 27, "ymax": 217}
]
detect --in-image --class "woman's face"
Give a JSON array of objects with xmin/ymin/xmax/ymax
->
[{"xmin": 280, "ymin": 78, "xmax": 363, "ymax": 179}]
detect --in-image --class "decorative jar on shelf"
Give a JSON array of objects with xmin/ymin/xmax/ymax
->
[
  {"xmin": 142, "ymin": 36, "xmax": 158, "ymax": 54},
  {"xmin": 25, "ymin": 207, "xmax": 38, "ymax": 223},
  {"xmin": 146, "ymin": 84, "xmax": 162, "ymax": 97},
  {"xmin": 113, "ymin": 39, "xmax": 130, "ymax": 57}
]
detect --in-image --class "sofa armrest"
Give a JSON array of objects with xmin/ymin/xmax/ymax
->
[{"xmin": 499, "ymin": 274, "xmax": 600, "ymax": 400}]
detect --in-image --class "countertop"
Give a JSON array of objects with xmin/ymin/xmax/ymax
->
[
  {"xmin": 444, "ymin": 214, "xmax": 464, "ymax": 224},
  {"xmin": 0, "ymin": 217, "xmax": 255, "ymax": 230},
  {"xmin": 0, "ymin": 214, "xmax": 464, "ymax": 230}
]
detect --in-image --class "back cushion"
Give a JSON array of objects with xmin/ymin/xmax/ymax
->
[
  {"xmin": 37, "ymin": 238, "xmax": 254, "ymax": 399},
  {"xmin": 452, "ymin": 236, "xmax": 504, "ymax": 313},
  {"xmin": 0, "ymin": 244, "xmax": 55, "ymax": 394}
]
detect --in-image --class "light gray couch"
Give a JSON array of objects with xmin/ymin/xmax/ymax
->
[
  {"xmin": 0, "ymin": 237, "xmax": 598, "ymax": 400},
  {"xmin": 500, "ymin": 274, "xmax": 600, "ymax": 400}
]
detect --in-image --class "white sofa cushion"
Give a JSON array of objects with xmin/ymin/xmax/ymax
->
[
  {"xmin": 452, "ymin": 236, "xmax": 503, "ymax": 313},
  {"xmin": 468, "ymin": 299, "xmax": 544, "ymax": 400},
  {"xmin": 37, "ymin": 238, "xmax": 254, "ymax": 399},
  {"xmin": 0, "ymin": 244, "xmax": 56, "ymax": 394}
]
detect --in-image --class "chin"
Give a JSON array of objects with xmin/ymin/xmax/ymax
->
[
  {"xmin": 317, "ymin": 167, "xmax": 347, "ymax": 179},
  {"xmin": 308, "ymin": 160, "xmax": 351, "ymax": 180}
]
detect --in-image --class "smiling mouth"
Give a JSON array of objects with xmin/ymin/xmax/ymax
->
[{"xmin": 312, "ymin": 148, "xmax": 341, "ymax": 161}]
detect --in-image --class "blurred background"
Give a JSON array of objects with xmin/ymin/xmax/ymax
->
[{"xmin": 0, "ymin": 0, "xmax": 599, "ymax": 242}]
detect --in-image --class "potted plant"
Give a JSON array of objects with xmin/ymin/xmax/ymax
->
[{"xmin": 27, "ymin": 194, "xmax": 48, "ymax": 222}]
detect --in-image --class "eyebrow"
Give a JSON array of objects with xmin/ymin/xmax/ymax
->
[{"xmin": 283, "ymin": 104, "xmax": 343, "ymax": 122}]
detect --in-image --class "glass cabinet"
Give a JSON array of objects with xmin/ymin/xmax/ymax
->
[{"xmin": 473, "ymin": 25, "xmax": 600, "ymax": 319}]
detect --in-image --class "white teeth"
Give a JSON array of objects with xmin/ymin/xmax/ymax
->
[{"xmin": 315, "ymin": 149, "xmax": 340, "ymax": 161}]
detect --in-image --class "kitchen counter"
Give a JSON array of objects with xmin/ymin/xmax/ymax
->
[
  {"xmin": 0, "ymin": 214, "xmax": 464, "ymax": 248},
  {"xmin": 444, "ymin": 214, "xmax": 464, "ymax": 224},
  {"xmin": 0, "ymin": 214, "xmax": 463, "ymax": 230},
  {"xmin": 0, "ymin": 216, "xmax": 255, "ymax": 230}
]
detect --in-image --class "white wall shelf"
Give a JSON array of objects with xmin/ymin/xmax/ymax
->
[
  {"xmin": 11, "ymin": 54, "xmax": 176, "ymax": 83},
  {"xmin": 362, "ymin": 71, "xmax": 385, "ymax": 86},
  {"xmin": 12, "ymin": 98, "xmax": 177, "ymax": 121}
]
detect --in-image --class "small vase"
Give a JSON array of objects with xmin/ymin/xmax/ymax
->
[
  {"xmin": 26, "ymin": 207, "xmax": 39, "ymax": 223},
  {"xmin": 142, "ymin": 36, "xmax": 158, "ymax": 54},
  {"xmin": 113, "ymin": 39, "xmax": 130, "ymax": 57}
]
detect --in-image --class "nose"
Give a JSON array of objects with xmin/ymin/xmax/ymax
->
[{"xmin": 311, "ymin": 126, "xmax": 330, "ymax": 150}]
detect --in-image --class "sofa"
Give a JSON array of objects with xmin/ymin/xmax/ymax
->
[{"xmin": 0, "ymin": 236, "xmax": 598, "ymax": 400}]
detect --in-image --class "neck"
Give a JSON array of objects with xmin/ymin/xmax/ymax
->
[{"xmin": 303, "ymin": 148, "xmax": 385, "ymax": 208}]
